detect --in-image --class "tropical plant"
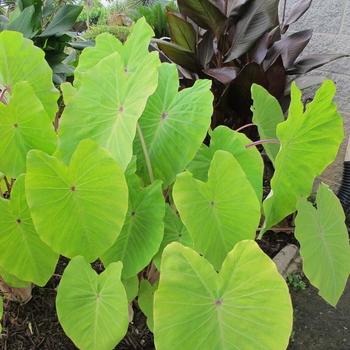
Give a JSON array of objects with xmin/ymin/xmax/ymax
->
[
  {"xmin": 84, "ymin": 24, "xmax": 130, "ymax": 41},
  {"xmin": 156, "ymin": 0, "xmax": 348, "ymax": 129},
  {"xmin": 0, "ymin": 0, "xmax": 83, "ymax": 83},
  {"xmin": 0, "ymin": 18, "xmax": 349, "ymax": 350},
  {"xmin": 130, "ymin": 0, "xmax": 177, "ymax": 38}
]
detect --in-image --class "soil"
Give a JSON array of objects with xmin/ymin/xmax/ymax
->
[{"xmin": 288, "ymin": 280, "xmax": 350, "ymax": 350}]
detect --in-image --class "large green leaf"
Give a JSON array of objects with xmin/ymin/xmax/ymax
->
[
  {"xmin": 25, "ymin": 139, "xmax": 128, "ymax": 261},
  {"xmin": 295, "ymin": 183, "xmax": 350, "ymax": 306},
  {"xmin": 39, "ymin": 4, "xmax": 83, "ymax": 37},
  {"xmin": 251, "ymin": 84, "xmax": 284, "ymax": 164},
  {"xmin": 0, "ymin": 31, "xmax": 58, "ymax": 119},
  {"xmin": 6, "ymin": 5, "xmax": 36, "ymax": 38},
  {"xmin": 101, "ymin": 178, "xmax": 165, "ymax": 279},
  {"xmin": 56, "ymin": 257, "xmax": 128, "ymax": 350},
  {"xmin": 187, "ymin": 126, "xmax": 264, "ymax": 200},
  {"xmin": 263, "ymin": 81, "xmax": 344, "ymax": 231},
  {"xmin": 0, "ymin": 265, "xmax": 31, "ymax": 288},
  {"xmin": 0, "ymin": 175, "xmax": 58, "ymax": 286},
  {"xmin": 173, "ymin": 150, "xmax": 260, "ymax": 270},
  {"xmin": 138, "ymin": 279, "xmax": 158, "ymax": 332},
  {"xmin": 153, "ymin": 204, "xmax": 193, "ymax": 269},
  {"xmin": 154, "ymin": 241, "xmax": 293, "ymax": 350},
  {"xmin": 134, "ymin": 63, "xmax": 213, "ymax": 186},
  {"xmin": 0, "ymin": 82, "xmax": 57, "ymax": 178},
  {"xmin": 74, "ymin": 18, "xmax": 155, "ymax": 88},
  {"xmin": 0, "ymin": 296, "xmax": 2, "ymax": 332},
  {"xmin": 58, "ymin": 28, "xmax": 160, "ymax": 169}
]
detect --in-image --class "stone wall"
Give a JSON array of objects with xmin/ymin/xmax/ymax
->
[{"xmin": 283, "ymin": 0, "xmax": 350, "ymax": 189}]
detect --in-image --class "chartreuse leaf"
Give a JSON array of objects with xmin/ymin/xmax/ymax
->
[
  {"xmin": 138, "ymin": 279, "xmax": 158, "ymax": 332},
  {"xmin": 123, "ymin": 276, "xmax": 139, "ymax": 303},
  {"xmin": 56, "ymin": 257, "xmax": 128, "ymax": 350},
  {"xmin": 187, "ymin": 126, "xmax": 263, "ymax": 200},
  {"xmin": 295, "ymin": 183, "xmax": 350, "ymax": 306},
  {"xmin": 263, "ymin": 81, "xmax": 343, "ymax": 231},
  {"xmin": 58, "ymin": 44, "xmax": 160, "ymax": 169},
  {"xmin": 0, "ymin": 82, "xmax": 57, "ymax": 178},
  {"xmin": 0, "ymin": 175, "xmax": 58, "ymax": 286},
  {"xmin": 153, "ymin": 205, "xmax": 192, "ymax": 270},
  {"xmin": 25, "ymin": 139, "xmax": 128, "ymax": 262},
  {"xmin": 173, "ymin": 150, "xmax": 260, "ymax": 270},
  {"xmin": 251, "ymin": 84, "xmax": 284, "ymax": 164},
  {"xmin": 154, "ymin": 241, "xmax": 293, "ymax": 350},
  {"xmin": 135, "ymin": 63, "xmax": 213, "ymax": 186},
  {"xmin": 0, "ymin": 296, "xmax": 2, "ymax": 332},
  {"xmin": 101, "ymin": 178, "xmax": 165, "ymax": 279},
  {"xmin": 74, "ymin": 17, "xmax": 155, "ymax": 88},
  {"xmin": 0, "ymin": 266, "xmax": 30, "ymax": 288},
  {"xmin": 0, "ymin": 31, "xmax": 58, "ymax": 119}
]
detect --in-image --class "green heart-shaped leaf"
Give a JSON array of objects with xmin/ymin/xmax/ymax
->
[
  {"xmin": 295, "ymin": 183, "xmax": 350, "ymax": 306},
  {"xmin": 56, "ymin": 256, "xmax": 129, "ymax": 350},
  {"xmin": 0, "ymin": 266, "xmax": 31, "ymax": 288},
  {"xmin": 0, "ymin": 82, "xmax": 57, "ymax": 177},
  {"xmin": 0, "ymin": 31, "xmax": 58, "ymax": 119},
  {"xmin": 138, "ymin": 279, "xmax": 158, "ymax": 332},
  {"xmin": 173, "ymin": 150, "xmax": 260, "ymax": 270},
  {"xmin": 101, "ymin": 178, "xmax": 165, "ymax": 279},
  {"xmin": 25, "ymin": 139, "xmax": 128, "ymax": 261},
  {"xmin": 134, "ymin": 63, "xmax": 213, "ymax": 186},
  {"xmin": 263, "ymin": 81, "xmax": 344, "ymax": 231},
  {"xmin": 187, "ymin": 126, "xmax": 263, "ymax": 200},
  {"xmin": 154, "ymin": 241, "xmax": 293, "ymax": 350},
  {"xmin": 153, "ymin": 204, "xmax": 193, "ymax": 270},
  {"xmin": 251, "ymin": 84, "xmax": 284, "ymax": 164},
  {"xmin": 0, "ymin": 175, "xmax": 58, "ymax": 286},
  {"xmin": 0, "ymin": 296, "xmax": 3, "ymax": 332},
  {"xmin": 58, "ymin": 48, "xmax": 160, "ymax": 170},
  {"xmin": 74, "ymin": 18, "xmax": 154, "ymax": 88}
]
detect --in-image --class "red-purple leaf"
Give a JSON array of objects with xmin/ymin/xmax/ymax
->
[
  {"xmin": 225, "ymin": 0, "xmax": 279, "ymax": 62},
  {"xmin": 288, "ymin": 54, "xmax": 350, "ymax": 74},
  {"xmin": 156, "ymin": 40, "xmax": 200, "ymax": 72},
  {"xmin": 204, "ymin": 67, "xmax": 238, "ymax": 84},
  {"xmin": 167, "ymin": 12, "xmax": 197, "ymax": 52},
  {"xmin": 177, "ymin": 0, "xmax": 226, "ymax": 36},
  {"xmin": 281, "ymin": 0, "xmax": 312, "ymax": 32},
  {"xmin": 250, "ymin": 25, "xmax": 281, "ymax": 64},
  {"xmin": 198, "ymin": 30, "xmax": 215, "ymax": 67},
  {"xmin": 264, "ymin": 29, "xmax": 313, "ymax": 70},
  {"xmin": 227, "ymin": 0, "xmax": 251, "ymax": 17}
]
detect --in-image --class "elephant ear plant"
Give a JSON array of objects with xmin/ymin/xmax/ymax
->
[
  {"xmin": 155, "ymin": 0, "xmax": 348, "ymax": 129},
  {"xmin": 0, "ymin": 18, "xmax": 350, "ymax": 350}
]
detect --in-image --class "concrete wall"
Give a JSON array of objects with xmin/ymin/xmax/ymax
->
[{"xmin": 283, "ymin": 0, "xmax": 350, "ymax": 189}]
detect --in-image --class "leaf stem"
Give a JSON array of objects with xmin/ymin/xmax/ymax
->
[
  {"xmin": 236, "ymin": 123, "xmax": 255, "ymax": 132},
  {"xmin": 245, "ymin": 139, "xmax": 279, "ymax": 148},
  {"xmin": 136, "ymin": 122, "xmax": 154, "ymax": 183}
]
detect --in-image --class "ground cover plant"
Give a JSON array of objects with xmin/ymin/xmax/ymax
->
[{"xmin": 0, "ymin": 17, "xmax": 350, "ymax": 350}]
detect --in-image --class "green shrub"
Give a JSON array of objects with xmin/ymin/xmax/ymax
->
[{"xmin": 84, "ymin": 24, "xmax": 130, "ymax": 42}]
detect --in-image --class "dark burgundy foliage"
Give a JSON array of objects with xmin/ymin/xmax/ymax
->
[{"xmin": 155, "ymin": 0, "xmax": 348, "ymax": 130}]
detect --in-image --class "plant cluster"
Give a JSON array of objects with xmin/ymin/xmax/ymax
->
[
  {"xmin": 84, "ymin": 24, "xmax": 130, "ymax": 42},
  {"xmin": 0, "ymin": 0, "xmax": 83, "ymax": 83},
  {"xmin": 156, "ymin": 0, "xmax": 348, "ymax": 129},
  {"xmin": 0, "ymin": 17, "xmax": 350, "ymax": 350}
]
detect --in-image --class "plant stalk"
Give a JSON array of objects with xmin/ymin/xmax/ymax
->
[
  {"xmin": 245, "ymin": 139, "xmax": 279, "ymax": 148},
  {"xmin": 136, "ymin": 122, "xmax": 154, "ymax": 183}
]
